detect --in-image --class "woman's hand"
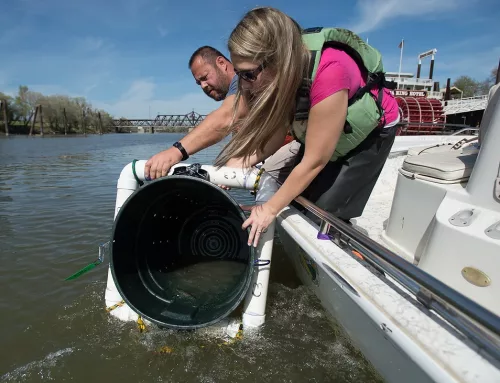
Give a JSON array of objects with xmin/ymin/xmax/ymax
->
[{"xmin": 241, "ymin": 203, "xmax": 277, "ymax": 247}]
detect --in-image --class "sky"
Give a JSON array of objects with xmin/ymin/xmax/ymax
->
[{"xmin": 1, "ymin": 0, "xmax": 499, "ymax": 118}]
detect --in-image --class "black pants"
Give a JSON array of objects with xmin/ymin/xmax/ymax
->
[{"xmin": 295, "ymin": 126, "xmax": 396, "ymax": 223}]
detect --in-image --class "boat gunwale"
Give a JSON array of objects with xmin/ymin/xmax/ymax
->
[
  {"xmin": 276, "ymin": 202, "xmax": 500, "ymax": 382},
  {"xmin": 267, "ymin": 134, "xmax": 500, "ymax": 369}
]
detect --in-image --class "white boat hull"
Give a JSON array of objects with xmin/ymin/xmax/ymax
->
[
  {"xmin": 276, "ymin": 203, "xmax": 500, "ymax": 383},
  {"xmin": 277, "ymin": 225, "xmax": 435, "ymax": 383},
  {"xmin": 275, "ymin": 129, "xmax": 500, "ymax": 383}
]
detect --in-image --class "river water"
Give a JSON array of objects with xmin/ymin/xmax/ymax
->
[{"xmin": 0, "ymin": 133, "xmax": 383, "ymax": 382}]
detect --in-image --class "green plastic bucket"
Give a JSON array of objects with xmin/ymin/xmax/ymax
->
[{"xmin": 110, "ymin": 174, "xmax": 255, "ymax": 329}]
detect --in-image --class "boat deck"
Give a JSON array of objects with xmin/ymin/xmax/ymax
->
[
  {"xmin": 355, "ymin": 133, "xmax": 477, "ymax": 250},
  {"xmin": 353, "ymin": 154, "xmax": 411, "ymax": 260}
]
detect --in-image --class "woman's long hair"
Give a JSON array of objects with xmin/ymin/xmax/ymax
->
[{"xmin": 214, "ymin": 7, "xmax": 310, "ymax": 167}]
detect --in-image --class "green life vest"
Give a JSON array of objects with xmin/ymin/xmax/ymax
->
[{"xmin": 292, "ymin": 27, "xmax": 396, "ymax": 161}]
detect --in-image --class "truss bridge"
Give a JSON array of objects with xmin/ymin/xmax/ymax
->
[{"xmin": 110, "ymin": 111, "xmax": 207, "ymax": 132}]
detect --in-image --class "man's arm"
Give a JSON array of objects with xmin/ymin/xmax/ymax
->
[
  {"xmin": 145, "ymin": 94, "xmax": 245, "ymax": 180},
  {"xmin": 182, "ymin": 94, "xmax": 239, "ymax": 154}
]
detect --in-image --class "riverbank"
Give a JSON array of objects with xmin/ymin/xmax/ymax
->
[{"xmin": 1, "ymin": 125, "xmax": 191, "ymax": 136}]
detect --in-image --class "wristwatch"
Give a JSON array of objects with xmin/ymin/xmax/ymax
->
[{"xmin": 173, "ymin": 141, "xmax": 189, "ymax": 161}]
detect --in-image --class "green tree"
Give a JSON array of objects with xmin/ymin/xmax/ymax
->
[
  {"xmin": 488, "ymin": 66, "xmax": 498, "ymax": 84},
  {"xmin": 453, "ymin": 76, "xmax": 479, "ymax": 97},
  {"xmin": 0, "ymin": 92, "xmax": 15, "ymax": 123},
  {"xmin": 14, "ymin": 85, "xmax": 31, "ymax": 123},
  {"xmin": 478, "ymin": 79, "xmax": 492, "ymax": 95},
  {"xmin": 2, "ymin": 85, "xmax": 116, "ymax": 134}
]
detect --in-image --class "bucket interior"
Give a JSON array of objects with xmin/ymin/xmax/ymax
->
[{"xmin": 111, "ymin": 175, "xmax": 254, "ymax": 329}]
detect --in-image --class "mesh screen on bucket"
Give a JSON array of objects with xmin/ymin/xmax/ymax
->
[{"xmin": 111, "ymin": 176, "xmax": 254, "ymax": 329}]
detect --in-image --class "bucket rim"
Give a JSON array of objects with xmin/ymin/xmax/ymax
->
[{"xmin": 109, "ymin": 174, "xmax": 256, "ymax": 330}]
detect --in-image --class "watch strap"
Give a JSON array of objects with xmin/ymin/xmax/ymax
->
[{"xmin": 173, "ymin": 141, "xmax": 189, "ymax": 161}]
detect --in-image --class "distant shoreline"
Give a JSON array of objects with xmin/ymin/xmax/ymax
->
[{"xmin": 0, "ymin": 129, "xmax": 191, "ymax": 137}]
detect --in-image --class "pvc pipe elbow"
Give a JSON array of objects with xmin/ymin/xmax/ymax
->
[{"xmin": 117, "ymin": 160, "xmax": 147, "ymax": 190}]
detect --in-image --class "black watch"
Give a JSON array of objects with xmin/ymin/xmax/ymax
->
[{"xmin": 173, "ymin": 141, "xmax": 189, "ymax": 161}]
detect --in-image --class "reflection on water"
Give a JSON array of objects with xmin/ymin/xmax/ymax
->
[{"xmin": 0, "ymin": 134, "xmax": 383, "ymax": 382}]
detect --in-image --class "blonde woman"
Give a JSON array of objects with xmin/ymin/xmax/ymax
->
[{"xmin": 215, "ymin": 7, "xmax": 400, "ymax": 247}]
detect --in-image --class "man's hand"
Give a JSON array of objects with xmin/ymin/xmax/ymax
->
[{"xmin": 144, "ymin": 147, "xmax": 183, "ymax": 180}]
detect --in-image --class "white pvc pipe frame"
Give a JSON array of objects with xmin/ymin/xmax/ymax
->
[{"xmin": 108, "ymin": 160, "xmax": 279, "ymax": 329}]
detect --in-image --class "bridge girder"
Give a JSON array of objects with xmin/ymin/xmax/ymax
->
[{"xmin": 111, "ymin": 111, "xmax": 207, "ymax": 128}]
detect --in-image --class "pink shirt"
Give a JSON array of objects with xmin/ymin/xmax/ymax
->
[{"xmin": 310, "ymin": 47, "xmax": 399, "ymax": 126}]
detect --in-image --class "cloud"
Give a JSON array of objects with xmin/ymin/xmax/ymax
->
[
  {"xmin": 381, "ymin": 54, "xmax": 418, "ymax": 76},
  {"xmin": 348, "ymin": 0, "xmax": 468, "ymax": 34},
  {"xmin": 78, "ymin": 37, "xmax": 104, "ymax": 52},
  {"xmin": 437, "ymin": 46, "xmax": 500, "ymax": 81},
  {"xmin": 0, "ymin": 26, "xmax": 25, "ymax": 46},
  {"xmin": 25, "ymin": 84, "xmax": 74, "ymax": 96},
  {"xmin": 83, "ymin": 83, "xmax": 99, "ymax": 95},
  {"xmin": 157, "ymin": 25, "xmax": 168, "ymax": 37},
  {"xmin": 95, "ymin": 79, "xmax": 219, "ymax": 118}
]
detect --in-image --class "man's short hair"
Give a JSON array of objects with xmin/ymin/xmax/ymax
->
[{"xmin": 189, "ymin": 46, "xmax": 230, "ymax": 68}]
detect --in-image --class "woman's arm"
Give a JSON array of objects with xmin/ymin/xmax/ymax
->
[
  {"xmin": 265, "ymin": 89, "xmax": 348, "ymax": 213},
  {"xmin": 225, "ymin": 125, "xmax": 288, "ymax": 168},
  {"xmin": 242, "ymin": 89, "xmax": 348, "ymax": 246}
]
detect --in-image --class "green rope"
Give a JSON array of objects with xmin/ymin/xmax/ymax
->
[{"xmin": 132, "ymin": 159, "xmax": 144, "ymax": 186}]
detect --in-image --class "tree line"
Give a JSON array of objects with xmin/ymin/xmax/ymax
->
[
  {"xmin": 452, "ymin": 66, "xmax": 498, "ymax": 98},
  {"xmin": 0, "ymin": 85, "xmax": 116, "ymax": 135}
]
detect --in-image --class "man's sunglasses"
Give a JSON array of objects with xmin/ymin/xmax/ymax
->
[{"xmin": 234, "ymin": 64, "xmax": 265, "ymax": 82}]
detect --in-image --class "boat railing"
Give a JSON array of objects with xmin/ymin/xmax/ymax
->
[
  {"xmin": 386, "ymin": 77, "xmax": 435, "ymax": 86},
  {"xmin": 289, "ymin": 194, "xmax": 500, "ymax": 362},
  {"xmin": 445, "ymin": 95, "xmax": 489, "ymax": 106},
  {"xmin": 450, "ymin": 127, "xmax": 480, "ymax": 136},
  {"xmin": 396, "ymin": 122, "xmax": 478, "ymax": 136},
  {"xmin": 443, "ymin": 95, "xmax": 489, "ymax": 115}
]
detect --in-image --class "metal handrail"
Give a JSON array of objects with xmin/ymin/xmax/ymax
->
[
  {"xmin": 445, "ymin": 95, "xmax": 489, "ymax": 104},
  {"xmin": 395, "ymin": 122, "xmax": 479, "ymax": 136},
  {"xmin": 396, "ymin": 122, "xmax": 473, "ymax": 129},
  {"xmin": 290, "ymin": 194, "xmax": 500, "ymax": 362},
  {"xmin": 450, "ymin": 127, "xmax": 479, "ymax": 136}
]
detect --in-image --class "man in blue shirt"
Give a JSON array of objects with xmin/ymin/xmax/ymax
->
[
  {"xmin": 145, "ymin": 46, "xmax": 240, "ymax": 180},
  {"xmin": 190, "ymin": 46, "xmax": 239, "ymax": 101}
]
